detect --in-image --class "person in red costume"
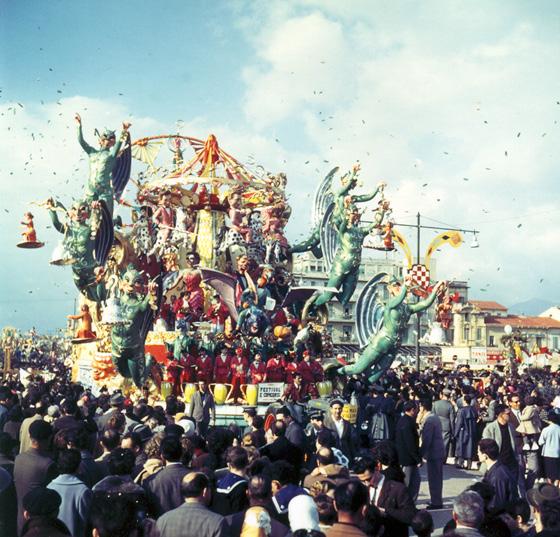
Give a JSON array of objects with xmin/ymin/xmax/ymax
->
[
  {"xmin": 213, "ymin": 348, "xmax": 231, "ymax": 384},
  {"xmin": 297, "ymin": 351, "xmax": 315, "ymax": 385},
  {"xmin": 310, "ymin": 355, "xmax": 324, "ymax": 383},
  {"xmin": 180, "ymin": 353, "xmax": 197, "ymax": 384},
  {"xmin": 282, "ymin": 372, "xmax": 308, "ymax": 403},
  {"xmin": 196, "ymin": 351, "xmax": 214, "ymax": 383},
  {"xmin": 249, "ymin": 353, "xmax": 267, "ymax": 384},
  {"xmin": 230, "ymin": 347, "xmax": 248, "ymax": 403},
  {"xmin": 173, "ymin": 293, "xmax": 187, "ymax": 325},
  {"xmin": 183, "ymin": 271, "xmax": 204, "ymax": 322},
  {"xmin": 166, "ymin": 355, "xmax": 182, "ymax": 396},
  {"xmin": 266, "ymin": 353, "xmax": 286, "ymax": 383},
  {"xmin": 284, "ymin": 354, "xmax": 298, "ymax": 384},
  {"xmin": 206, "ymin": 293, "xmax": 230, "ymax": 330}
]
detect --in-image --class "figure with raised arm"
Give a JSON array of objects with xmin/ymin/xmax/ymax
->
[
  {"xmin": 306, "ymin": 205, "xmax": 382, "ymax": 309},
  {"xmin": 74, "ymin": 113, "xmax": 131, "ymax": 216},
  {"xmin": 339, "ymin": 277, "xmax": 445, "ymax": 382}
]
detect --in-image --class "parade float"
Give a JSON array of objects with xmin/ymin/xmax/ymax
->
[{"xmin": 18, "ymin": 114, "xmax": 470, "ymax": 421}]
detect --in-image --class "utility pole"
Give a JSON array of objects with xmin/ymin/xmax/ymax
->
[
  {"xmin": 390, "ymin": 214, "xmax": 478, "ymax": 372},
  {"xmin": 416, "ymin": 212, "xmax": 421, "ymax": 371}
]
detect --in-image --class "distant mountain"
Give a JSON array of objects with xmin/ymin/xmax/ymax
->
[{"xmin": 508, "ymin": 298, "xmax": 556, "ymax": 316}]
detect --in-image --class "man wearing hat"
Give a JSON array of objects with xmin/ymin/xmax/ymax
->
[
  {"xmin": 14, "ymin": 421, "xmax": 58, "ymax": 534},
  {"xmin": 433, "ymin": 388, "xmax": 455, "ymax": 463},
  {"xmin": 96, "ymin": 392, "xmax": 124, "ymax": 431},
  {"xmin": 527, "ymin": 483, "xmax": 560, "ymax": 535},
  {"xmin": 305, "ymin": 411, "xmax": 326, "ymax": 449},
  {"xmin": 21, "ymin": 487, "xmax": 70, "ymax": 537}
]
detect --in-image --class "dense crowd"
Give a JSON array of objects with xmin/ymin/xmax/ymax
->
[{"xmin": 0, "ymin": 364, "xmax": 559, "ymax": 537}]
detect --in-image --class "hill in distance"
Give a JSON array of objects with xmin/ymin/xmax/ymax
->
[{"xmin": 508, "ymin": 298, "xmax": 556, "ymax": 316}]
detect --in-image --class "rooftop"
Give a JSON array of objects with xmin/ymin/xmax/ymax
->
[
  {"xmin": 469, "ymin": 300, "xmax": 508, "ymax": 311},
  {"xmin": 485, "ymin": 315, "xmax": 560, "ymax": 329}
]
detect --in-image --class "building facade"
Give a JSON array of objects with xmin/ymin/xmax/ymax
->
[{"xmin": 445, "ymin": 297, "xmax": 560, "ymax": 368}]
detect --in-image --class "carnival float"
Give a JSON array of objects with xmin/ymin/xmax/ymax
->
[{"xmin": 17, "ymin": 114, "xmax": 470, "ymax": 421}]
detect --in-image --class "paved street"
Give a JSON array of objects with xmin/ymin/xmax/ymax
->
[{"xmin": 415, "ymin": 463, "xmax": 482, "ymax": 536}]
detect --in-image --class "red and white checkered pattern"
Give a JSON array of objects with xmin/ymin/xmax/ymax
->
[{"xmin": 408, "ymin": 264, "xmax": 431, "ymax": 289}]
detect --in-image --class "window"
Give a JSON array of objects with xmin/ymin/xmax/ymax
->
[
  {"xmin": 343, "ymin": 307, "xmax": 351, "ymax": 319},
  {"xmin": 476, "ymin": 328, "xmax": 482, "ymax": 342},
  {"xmin": 463, "ymin": 325, "xmax": 470, "ymax": 342},
  {"xmin": 536, "ymin": 337, "xmax": 543, "ymax": 348},
  {"xmin": 489, "ymin": 335, "xmax": 495, "ymax": 346},
  {"xmin": 342, "ymin": 325, "xmax": 352, "ymax": 340},
  {"xmin": 553, "ymin": 336, "xmax": 559, "ymax": 350}
]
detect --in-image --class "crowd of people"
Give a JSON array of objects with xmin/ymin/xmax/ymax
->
[{"xmin": 0, "ymin": 363, "xmax": 559, "ymax": 537}]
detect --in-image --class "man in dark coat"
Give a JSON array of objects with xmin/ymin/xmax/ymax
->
[
  {"xmin": 454, "ymin": 394, "xmax": 478, "ymax": 469},
  {"xmin": 479, "ymin": 438, "xmax": 517, "ymax": 513},
  {"xmin": 143, "ymin": 436, "xmax": 189, "ymax": 518},
  {"xmin": 260, "ymin": 420, "xmax": 303, "ymax": 469},
  {"xmin": 20, "ymin": 487, "xmax": 71, "ymax": 537},
  {"xmin": 433, "ymin": 388, "xmax": 455, "ymax": 461},
  {"xmin": 225, "ymin": 475, "xmax": 290, "ymax": 537},
  {"xmin": 395, "ymin": 401, "xmax": 421, "ymax": 501},
  {"xmin": 360, "ymin": 444, "xmax": 416, "ymax": 537},
  {"xmin": 276, "ymin": 407, "xmax": 306, "ymax": 452},
  {"xmin": 14, "ymin": 420, "xmax": 58, "ymax": 535},
  {"xmin": 324, "ymin": 399, "xmax": 356, "ymax": 461},
  {"xmin": 420, "ymin": 399, "xmax": 446, "ymax": 509}
]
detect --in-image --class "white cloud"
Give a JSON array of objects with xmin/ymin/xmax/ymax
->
[{"xmin": 236, "ymin": 2, "xmax": 560, "ymax": 307}]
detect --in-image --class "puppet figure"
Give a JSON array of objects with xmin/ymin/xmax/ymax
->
[{"xmin": 68, "ymin": 304, "xmax": 97, "ymax": 342}]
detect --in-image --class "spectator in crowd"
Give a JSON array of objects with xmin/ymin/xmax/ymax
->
[
  {"xmin": 277, "ymin": 406, "xmax": 306, "ymax": 451},
  {"xmin": 482, "ymin": 404, "xmax": 521, "ymax": 492},
  {"xmin": 213, "ymin": 446, "xmax": 249, "ymax": 515},
  {"xmin": 188, "ymin": 380, "xmax": 215, "ymax": 436},
  {"xmin": 420, "ymin": 398, "xmax": 445, "ymax": 509},
  {"xmin": 527, "ymin": 484, "xmax": 560, "ymax": 536},
  {"xmin": 14, "ymin": 420, "xmax": 58, "ymax": 534},
  {"xmin": 433, "ymin": 389, "xmax": 455, "ymax": 463},
  {"xmin": 143, "ymin": 435, "xmax": 190, "ymax": 517},
  {"xmin": 538, "ymin": 409, "xmax": 560, "ymax": 486},
  {"xmin": 411, "ymin": 510, "xmax": 434, "ymax": 537},
  {"xmin": 454, "ymin": 394, "xmax": 478, "ymax": 470},
  {"xmin": 225, "ymin": 474, "xmax": 290, "ymax": 537},
  {"xmin": 324, "ymin": 399, "xmax": 356, "ymax": 461},
  {"xmin": 47, "ymin": 448, "xmax": 92, "ymax": 537},
  {"xmin": 396, "ymin": 401, "xmax": 421, "ymax": 501},
  {"xmin": 451, "ymin": 490, "xmax": 485, "ymax": 537},
  {"xmin": 0, "ymin": 465, "xmax": 17, "ymax": 537},
  {"xmin": 21, "ymin": 487, "xmax": 71, "ymax": 537},
  {"xmin": 156, "ymin": 472, "xmax": 227, "ymax": 537},
  {"xmin": 327, "ymin": 480, "xmax": 369, "ymax": 537},
  {"xmin": 479, "ymin": 438, "xmax": 517, "ymax": 513}
]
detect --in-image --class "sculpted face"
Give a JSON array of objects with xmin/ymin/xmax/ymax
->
[
  {"xmin": 100, "ymin": 136, "xmax": 116, "ymax": 149},
  {"xmin": 388, "ymin": 282, "xmax": 402, "ymax": 297},
  {"xmin": 238, "ymin": 255, "xmax": 249, "ymax": 271}
]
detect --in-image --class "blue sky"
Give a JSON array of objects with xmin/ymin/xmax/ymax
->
[{"xmin": 1, "ymin": 1, "xmax": 560, "ymax": 331}]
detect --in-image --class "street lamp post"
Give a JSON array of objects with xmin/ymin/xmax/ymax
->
[{"xmin": 391, "ymin": 214, "xmax": 479, "ymax": 371}]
